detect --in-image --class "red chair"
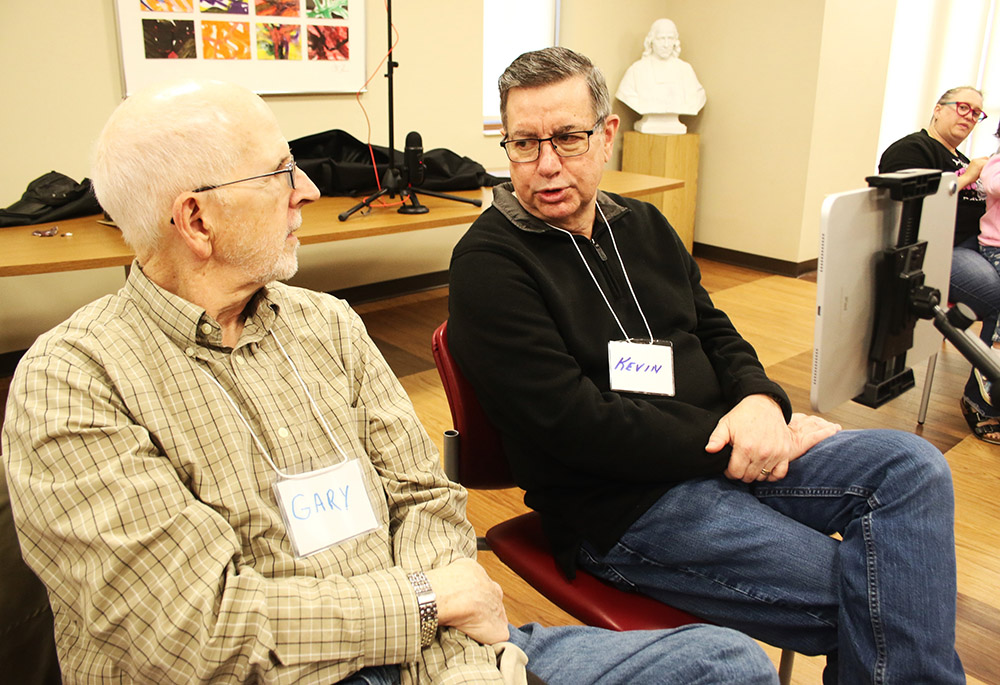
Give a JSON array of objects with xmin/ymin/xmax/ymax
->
[{"xmin": 431, "ymin": 321, "xmax": 794, "ymax": 681}]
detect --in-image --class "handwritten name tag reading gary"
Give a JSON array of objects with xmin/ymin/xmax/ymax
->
[
  {"xmin": 608, "ymin": 339, "xmax": 675, "ymax": 396},
  {"xmin": 273, "ymin": 459, "xmax": 379, "ymax": 558}
]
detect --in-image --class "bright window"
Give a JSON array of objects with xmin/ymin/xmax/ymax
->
[
  {"xmin": 879, "ymin": 0, "xmax": 1000, "ymax": 160},
  {"xmin": 482, "ymin": 0, "xmax": 560, "ymax": 134}
]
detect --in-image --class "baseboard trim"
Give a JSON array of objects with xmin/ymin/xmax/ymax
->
[
  {"xmin": 692, "ymin": 243, "xmax": 818, "ymax": 278},
  {"xmin": 329, "ymin": 270, "xmax": 450, "ymax": 305}
]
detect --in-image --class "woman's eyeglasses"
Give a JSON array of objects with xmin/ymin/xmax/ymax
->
[{"xmin": 942, "ymin": 101, "xmax": 987, "ymax": 123}]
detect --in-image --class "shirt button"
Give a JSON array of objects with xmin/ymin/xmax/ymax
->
[
  {"xmin": 201, "ymin": 323, "xmax": 213, "ymax": 335},
  {"xmin": 234, "ymin": 356, "xmax": 245, "ymax": 365},
  {"xmin": 185, "ymin": 347, "xmax": 195, "ymax": 357},
  {"xmin": 277, "ymin": 427, "xmax": 290, "ymax": 439}
]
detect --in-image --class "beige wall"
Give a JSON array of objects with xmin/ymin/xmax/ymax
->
[
  {"xmin": 800, "ymin": 1, "xmax": 898, "ymax": 263},
  {"xmin": 1, "ymin": 1, "xmax": 899, "ymax": 353},
  {"xmin": 632, "ymin": 1, "xmax": 896, "ymax": 265},
  {"xmin": 651, "ymin": 1, "xmax": 825, "ymax": 263}
]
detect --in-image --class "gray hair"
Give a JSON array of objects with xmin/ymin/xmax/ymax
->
[
  {"xmin": 498, "ymin": 47, "xmax": 611, "ymax": 130},
  {"xmin": 91, "ymin": 82, "xmax": 250, "ymax": 260},
  {"xmin": 929, "ymin": 85, "xmax": 984, "ymax": 127}
]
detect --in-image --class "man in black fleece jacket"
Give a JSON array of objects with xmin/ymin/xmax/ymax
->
[{"xmin": 447, "ymin": 47, "xmax": 964, "ymax": 685}]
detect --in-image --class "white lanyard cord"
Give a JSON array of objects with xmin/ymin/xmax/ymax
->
[
  {"xmin": 548, "ymin": 205, "xmax": 654, "ymax": 341},
  {"xmin": 269, "ymin": 333, "xmax": 349, "ymax": 464},
  {"xmin": 597, "ymin": 204, "xmax": 655, "ymax": 341},
  {"xmin": 554, "ymin": 225, "xmax": 629, "ymax": 339},
  {"xmin": 197, "ymin": 330, "xmax": 350, "ymax": 480}
]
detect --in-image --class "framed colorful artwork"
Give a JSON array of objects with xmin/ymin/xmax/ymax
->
[{"xmin": 114, "ymin": 0, "xmax": 365, "ymax": 95}]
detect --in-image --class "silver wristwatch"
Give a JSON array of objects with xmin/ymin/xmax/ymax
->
[{"xmin": 406, "ymin": 571, "xmax": 438, "ymax": 648}]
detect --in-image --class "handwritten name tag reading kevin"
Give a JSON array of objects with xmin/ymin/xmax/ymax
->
[{"xmin": 608, "ymin": 339, "xmax": 675, "ymax": 396}]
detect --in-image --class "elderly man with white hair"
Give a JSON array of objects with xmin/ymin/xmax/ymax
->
[{"xmin": 0, "ymin": 80, "xmax": 779, "ymax": 684}]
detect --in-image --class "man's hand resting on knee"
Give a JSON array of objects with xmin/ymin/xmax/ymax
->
[{"xmin": 706, "ymin": 394, "xmax": 841, "ymax": 483}]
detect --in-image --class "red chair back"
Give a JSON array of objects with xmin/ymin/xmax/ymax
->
[
  {"xmin": 430, "ymin": 319, "xmax": 795, "ymax": 682},
  {"xmin": 431, "ymin": 321, "xmax": 514, "ymax": 488},
  {"xmin": 430, "ymin": 319, "xmax": 705, "ymax": 630}
]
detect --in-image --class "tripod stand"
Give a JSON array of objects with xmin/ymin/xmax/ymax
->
[{"xmin": 339, "ymin": 0, "xmax": 481, "ymax": 222}]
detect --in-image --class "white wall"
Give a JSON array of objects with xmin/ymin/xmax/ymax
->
[
  {"xmin": 878, "ymin": 0, "xmax": 999, "ymax": 163},
  {"xmin": 799, "ymin": 1, "xmax": 898, "ymax": 263},
  {"xmin": 648, "ymin": 1, "xmax": 897, "ymax": 266}
]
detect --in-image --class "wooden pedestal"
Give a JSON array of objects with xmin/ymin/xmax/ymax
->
[{"xmin": 622, "ymin": 131, "xmax": 699, "ymax": 252}]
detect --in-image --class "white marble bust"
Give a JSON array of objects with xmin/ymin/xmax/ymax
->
[{"xmin": 616, "ymin": 18, "xmax": 706, "ymax": 134}]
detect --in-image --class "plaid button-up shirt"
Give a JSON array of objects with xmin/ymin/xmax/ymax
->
[{"xmin": 2, "ymin": 264, "xmax": 501, "ymax": 683}]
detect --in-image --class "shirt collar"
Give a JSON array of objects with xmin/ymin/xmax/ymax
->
[{"xmin": 123, "ymin": 261, "xmax": 281, "ymax": 350}]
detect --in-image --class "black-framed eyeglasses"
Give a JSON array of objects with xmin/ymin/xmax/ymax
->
[
  {"xmin": 192, "ymin": 160, "xmax": 297, "ymax": 193},
  {"xmin": 941, "ymin": 101, "xmax": 988, "ymax": 123},
  {"xmin": 500, "ymin": 119, "xmax": 605, "ymax": 163}
]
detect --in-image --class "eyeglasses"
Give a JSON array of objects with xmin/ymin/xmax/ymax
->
[
  {"xmin": 192, "ymin": 160, "xmax": 297, "ymax": 193},
  {"xmin": 500, "ymin": 119, "xmax": 604, "ymax": 163},
  {"xmin": 941, "ymin": 101, "xmax": 988, "ymax": 123}
]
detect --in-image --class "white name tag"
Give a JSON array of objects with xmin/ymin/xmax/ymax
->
[
  {"xmin": 273, "ymin": 459, "xmax": 379, "ymax": 558},
  {"xmin": 608, "ymin": 339, "xmax": 675, "ymax": 396}
]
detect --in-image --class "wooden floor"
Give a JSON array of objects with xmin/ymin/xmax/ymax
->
[
  {"xmin": 352, "ymin": 258, "xmax": 1000, "ymax": 685},
  {"xmin": 1, "ymin": 258, "xmax": 998, "ymax": 683}
]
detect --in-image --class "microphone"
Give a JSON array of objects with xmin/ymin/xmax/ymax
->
[{"xmin": 404, "ymin": 131, "xmax": 426, "ymax": 188}]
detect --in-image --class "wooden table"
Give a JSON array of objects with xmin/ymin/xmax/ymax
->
[{"xmin": 0, "ymin": 170, "xmax": 682, "ymax": 277}]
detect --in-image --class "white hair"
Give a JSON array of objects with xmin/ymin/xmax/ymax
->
[{"xmin": 91, "ymin": 81, "xmax": 262, "ymax": 260}]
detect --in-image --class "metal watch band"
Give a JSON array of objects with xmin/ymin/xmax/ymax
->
[{"xmin": 406, "ymin": 571, "xmax": 438, "ymax": 648}]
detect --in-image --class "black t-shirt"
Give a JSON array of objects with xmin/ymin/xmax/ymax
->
[{"xmin": 878, "ymin": 129, "xmax": 986, "ymax": 246}]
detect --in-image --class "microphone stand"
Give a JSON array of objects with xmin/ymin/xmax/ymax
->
[{"xmin": 339, "ymin": 0, "xmax": 482, "ymax": 221}]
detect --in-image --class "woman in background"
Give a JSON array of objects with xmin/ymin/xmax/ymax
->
[{"xmin": 879, "ymin": 86, "xmax": 998, "ymax": 443}]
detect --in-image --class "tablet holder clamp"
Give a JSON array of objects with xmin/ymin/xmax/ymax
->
[{"xmin": 855, "ymin": 169, "xmax": 1000, "ymax": 408}]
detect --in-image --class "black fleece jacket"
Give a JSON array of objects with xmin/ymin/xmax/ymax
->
[
  {"xmin": 878, "ymin": 129, "xmax": 986, "ymax": 246},
  {"xmin": 448, "ymin": 184, "xmax": 791, "ymax": 574}
]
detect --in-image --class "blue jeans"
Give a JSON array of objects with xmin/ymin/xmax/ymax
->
[
  {"xmin": 976, "ymin": 243, "xmax": 1000, "ymax": 343},
  {"xmin": 508, "ymin": 621, "xmax": 776, "ymax": 684},
  {"xmin": 577, "ymin": 429, "xmax": 963, "ymax": 685},
  {"xmin": 338, "ymin": 622, "xmax": 777, "ymax": 684},
  {"xmin": 950, "ymin": 239, "xmax": 1000, "ymax": 414}
]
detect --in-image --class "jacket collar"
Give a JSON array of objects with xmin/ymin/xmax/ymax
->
[{"xmin": 489, "ymin": 182, "xmax": 630, "ymax": 235}]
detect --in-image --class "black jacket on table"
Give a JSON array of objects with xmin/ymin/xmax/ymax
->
[
  {"xmin": 878, "ymin": 129, "xmax": 986, "ymax": 246},
  {"xmin": 448, "ymin": 184, "xmax": 791, "ymax": 574}
]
